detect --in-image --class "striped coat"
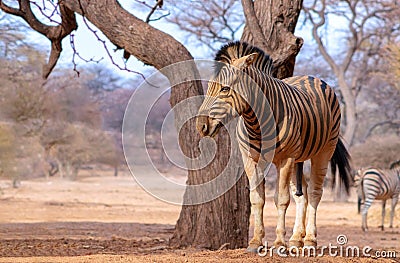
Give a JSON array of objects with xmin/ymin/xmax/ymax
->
[
  {"xmin": 196, "ymin": 41, "xmax": 352, "ymax": 251},
  {"xmin": 356, "ymin": 164, "xmax": 400, "ymax": 231}
]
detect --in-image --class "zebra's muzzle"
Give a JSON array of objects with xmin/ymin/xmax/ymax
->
[
  {"xmin": 196, "ymin": 115, "xmax": 223, "ymax": 138},
  {"xmin": 207, "ymin": 121, "xmax": 223, "ymax": 138}
]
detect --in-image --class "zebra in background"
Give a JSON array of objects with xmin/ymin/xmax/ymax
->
[
  {"xmin": 356, "ymin": 160, "xmax": 400, "ymax": 231},
  {"xmin": 196, "ymin": 41, "xmax": 352, "ymax": 252}
]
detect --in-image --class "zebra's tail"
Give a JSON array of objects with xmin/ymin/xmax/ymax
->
[
  {"xmin": 357, "ymin": 196, "xmax": 362, "ymax": 214},
  {"xmin": 330, "ymin": 137, "xmax": 352, "ymax": 194}
]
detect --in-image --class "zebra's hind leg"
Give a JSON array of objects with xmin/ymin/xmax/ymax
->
[
  {"xmin": 389, "ymin": 196, "xmax": 398, "ymax": 228},
  {"xmin": 303, "ymin": 155, "xmax": 329, "ymax": 248},
  {"xmin": 362, "ymin": 194, "xmax": 375, "ymax": 231},
  {"xmin": 273, "ymin": 158, "xmax": 294, "ymax": 248},
  {"xmin": 289, "ymin": 172, "xmax": 308, "ymax": 248},
  {"xmin": 380, "ymin": 200, "xmax": 386, "ymax": 231}
]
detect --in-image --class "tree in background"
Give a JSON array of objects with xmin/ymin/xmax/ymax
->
[
  {"xmin": 302, "ymin": 0, "xmax": 400, "ymax": 145},
  {"xmin": 1, "ymin": 51, "xmax": 43, "ymax": 114},
  {"xmin": 0, "ymin": 124, "xmax": 17, "ymax": 187},
  {"xmin": 40, "ymin": 123, "xmax": 117, "ymax": 179},
  {"xmin": 0, "ymin": 43, "xmax": 52, "ymax": 185},
  {"xmin": 168, "ymin": 0, "xmax": 244, "ymax": 51},
  {"xmin": 351, "ymin": 134, "xmax": 400, "ymax": 169},
  {"xmin": 169, "ymin": 0, "xmax": 304, "ymax": 78},
  {"xmin": 0, "ymin": 14, "xmax": 26, "ymax": 58},
  {"xmin": 39, "ymin": 70, "xmax": 120, "ymax": 179},
  {"xmin": 381, "ymin": 42, "xmax": 400, "ymax": 91},
  {"xmin": 0, "ymin": 0, "xmax": 302, "ymax": 249},
  {"xmin": 0, "ymin": 29, "xmax": 122, "ymax": 180}
]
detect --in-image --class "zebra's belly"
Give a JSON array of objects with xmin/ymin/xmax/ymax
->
[
  {"xmin": 265, "ymin": 130, "xmax": 336, "ymax": 164},
  {"xmin": 373, "ymin": 195, "xmax": 393, "ymax": 201}
]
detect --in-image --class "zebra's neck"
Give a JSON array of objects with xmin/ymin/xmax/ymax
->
[
  {"xmin": 240, "ymin": 68, "xmax": 293, "ymax": 136},
  {"xmin": 237, "ymin": 70, "xmax": 290, "ymax": 156}
]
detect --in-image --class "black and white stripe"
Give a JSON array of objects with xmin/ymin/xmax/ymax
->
[
  {"xmin": 196, "ymin": 41, "xmax": 352, "ymax": 250},
  {"xmin": 357, "ymin": 161, "xmax": 400, "ymax": 231}
]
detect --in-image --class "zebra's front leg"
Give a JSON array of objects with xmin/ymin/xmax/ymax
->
[
  {"xmin": 273, "ymin": 158, "xmax": 294, "ymax": 248},
  {"xmin": 389, "ymin": 196, "xmax": 398, "ymax": 228},
  {"xmin": 243, "ymin": 155, "xmax": 266, "ymax": 253},
  {"xmin": 289, "ymin": 172, "xmax": 308, "ymax": 248}
]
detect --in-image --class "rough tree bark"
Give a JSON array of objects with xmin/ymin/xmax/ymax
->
[
  {"xmin": 0, "ymin": 0, "xmax": 249, "ymax": 249},
  {"xmin": 241, "ymin": 0, "xmax": 304, "ymax": 79},
  {"xmin": 0, "ymin": 0, "xmax": 303, "ymax": 249},
  {"xmin": 172, "ymin": 0, "xmax": 304, "ymax": 249}
]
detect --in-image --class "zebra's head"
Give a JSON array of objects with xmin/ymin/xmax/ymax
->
[{"xmin": 196, "ymin": 52, "xmax": 259, "ymax": 138}]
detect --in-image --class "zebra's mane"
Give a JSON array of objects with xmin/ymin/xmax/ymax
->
[
  {"xmin": 389, "ymin": 160, "xmax": 400, "ymax": 170},
  {"xmin": 214, "ymin": 41, "xmax": 273, "ymax": 75}
]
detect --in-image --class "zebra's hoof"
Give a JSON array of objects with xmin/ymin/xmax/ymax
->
[
  {"xmin": 246, "ymin": 245, "xmax": 261, "ymax": 254},
  {"xmin": 273, "ymin": 240, "xmax": 287, "ymax": 248},
  {"xmin": 289, "ymin": 239, "xmax": 304, "ymax": 248},
  {"xmin": 379, "ymin": 225, "xmax": 384, "ymax": 231},
  {"xmin": 304, "ymin": 240, "xmax": 317, "ymax": 248}
]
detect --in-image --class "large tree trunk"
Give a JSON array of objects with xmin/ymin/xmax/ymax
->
[
  {"xmin": 1, "ymin": 0, "xmax": 303, "ymax": 249},
  {"xmin": 61, "ymin": 0, "xmax": 250, "ymax": 249},
  {"xmin": 241, "ymin": 0, "xmax": 304, "ymax": 79},
  {"xmin": 171, "ymin": 0, "xmax": 304, "ymax": 249},
  {"xmin": 337, "ymin": 74, "xmax": 357, "ymax": 145},
  {"xmin": 170, "ymin": 124, "xmax": 250, "ymax": 248},
  {"xmin": 335, "ymin": 73, "xmax": 355, "ymax": 201},
  {"xmin": 239, "ymin": 0, "xmax": 303, "ymax": 240}
]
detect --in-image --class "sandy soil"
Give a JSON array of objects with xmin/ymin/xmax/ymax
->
[{"xmin": 0, "ymin": 171, "xmax": 399, "ymax": 262}]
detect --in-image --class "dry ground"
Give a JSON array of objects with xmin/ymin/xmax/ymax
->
[{"xmin": 0, "ymin": 171, "xmax": 399, "ymax": 262}]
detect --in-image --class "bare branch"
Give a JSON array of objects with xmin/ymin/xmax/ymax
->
[
  {"xmin": 0, "ymin": 1, "xmax": 24, "ymax": 16},
  {"xmin": 145, "ymin": 0, "xmax": 163, "ymax": 23},
  {"xmin": 148, "ymin": 10, "xmax": 169, "ymax": 23},
  {"xmin": 303, "ymin": 1, "xmax": 339, "ymax": 73},
  {"xmin": 167, "ymin": 0, "xmax": 243, "ymax": 54},
  {"xmin": 69, "ymin": 33, "xmax": 103, "ymax": 77},
  {"xmin": 0, "ymin": 0, "xmax": 78, "ymax": 78},
  {"xmin": 363, "ymin": 120, "xmax": 400, "ymax": 141},
  {"xmin": 78, "ymin": 16, "xmax": 148, "ymax": 81}
]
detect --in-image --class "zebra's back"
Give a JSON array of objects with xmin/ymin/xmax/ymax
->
[
  {"xmin": 279, "ymin": 75, "xmax": 341, "ymax": 162},
  {"xmin": 361, "ymin": 168, "xmax": 400, "ymax": 200}
]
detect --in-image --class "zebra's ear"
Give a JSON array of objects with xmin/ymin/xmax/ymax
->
[{"xmin": 233, "ymin": 52, "xmax": 259, "ymax": 69}]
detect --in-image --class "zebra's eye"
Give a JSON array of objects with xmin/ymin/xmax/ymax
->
[{"xmin": 220, "ymin": 86, "xmax": 230, "ymax": 92}]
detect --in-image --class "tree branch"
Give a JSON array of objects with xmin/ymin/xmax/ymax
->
[
  {"xmin": 363, "ymin": 120, "xmax": 400, "ymax": 141},
  {"xmin": 303, "ymin": 1, "xmax": 338, "ymax": 74},
  {"xmin": 0, "ymin": 0, "xmax": 77, "ymax": 78},
  {"xmin": 341, "ymin": 0, "xmax": 358, "ymax": 73},
  {"xmin": 0, "ymin": 1, "xmax": 24, "ymax": 16},
  {"xmin": 145, "ymin": 0, "xmax": 163, "ymax": 23},
  {"xmin": 240, "ymin": 0, "xmax": 268, "ymax": 52}
]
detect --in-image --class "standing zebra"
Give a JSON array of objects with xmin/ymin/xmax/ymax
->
[
  {"xmin": 196, "ymin": 41, "xmax": 352, "ymax": 252},
  {"xmin": 356, "ymin": 161, "xmax": 400, "ymax": 231}
]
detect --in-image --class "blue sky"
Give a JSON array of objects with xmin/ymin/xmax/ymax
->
[{"xmin": 21, "ymin": 0, "xmax": 323, "ymax": 82}]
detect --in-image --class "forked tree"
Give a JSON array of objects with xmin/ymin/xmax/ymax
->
[
  {"xmin": 303, "ymin": 0, "xmax": 400, "ymax": 146},
  {"xmin": 0, "ymin": 0, "xmax": 303, "ymax": 249}
]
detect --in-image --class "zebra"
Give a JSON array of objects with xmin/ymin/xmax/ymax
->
[
  {"xmin": 196, "ymin": 41, "xmax": 352, "ymax": 252},
  {"xmin": 356, "ymin": 161, "xmax": 400, "ymax": 231}
]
